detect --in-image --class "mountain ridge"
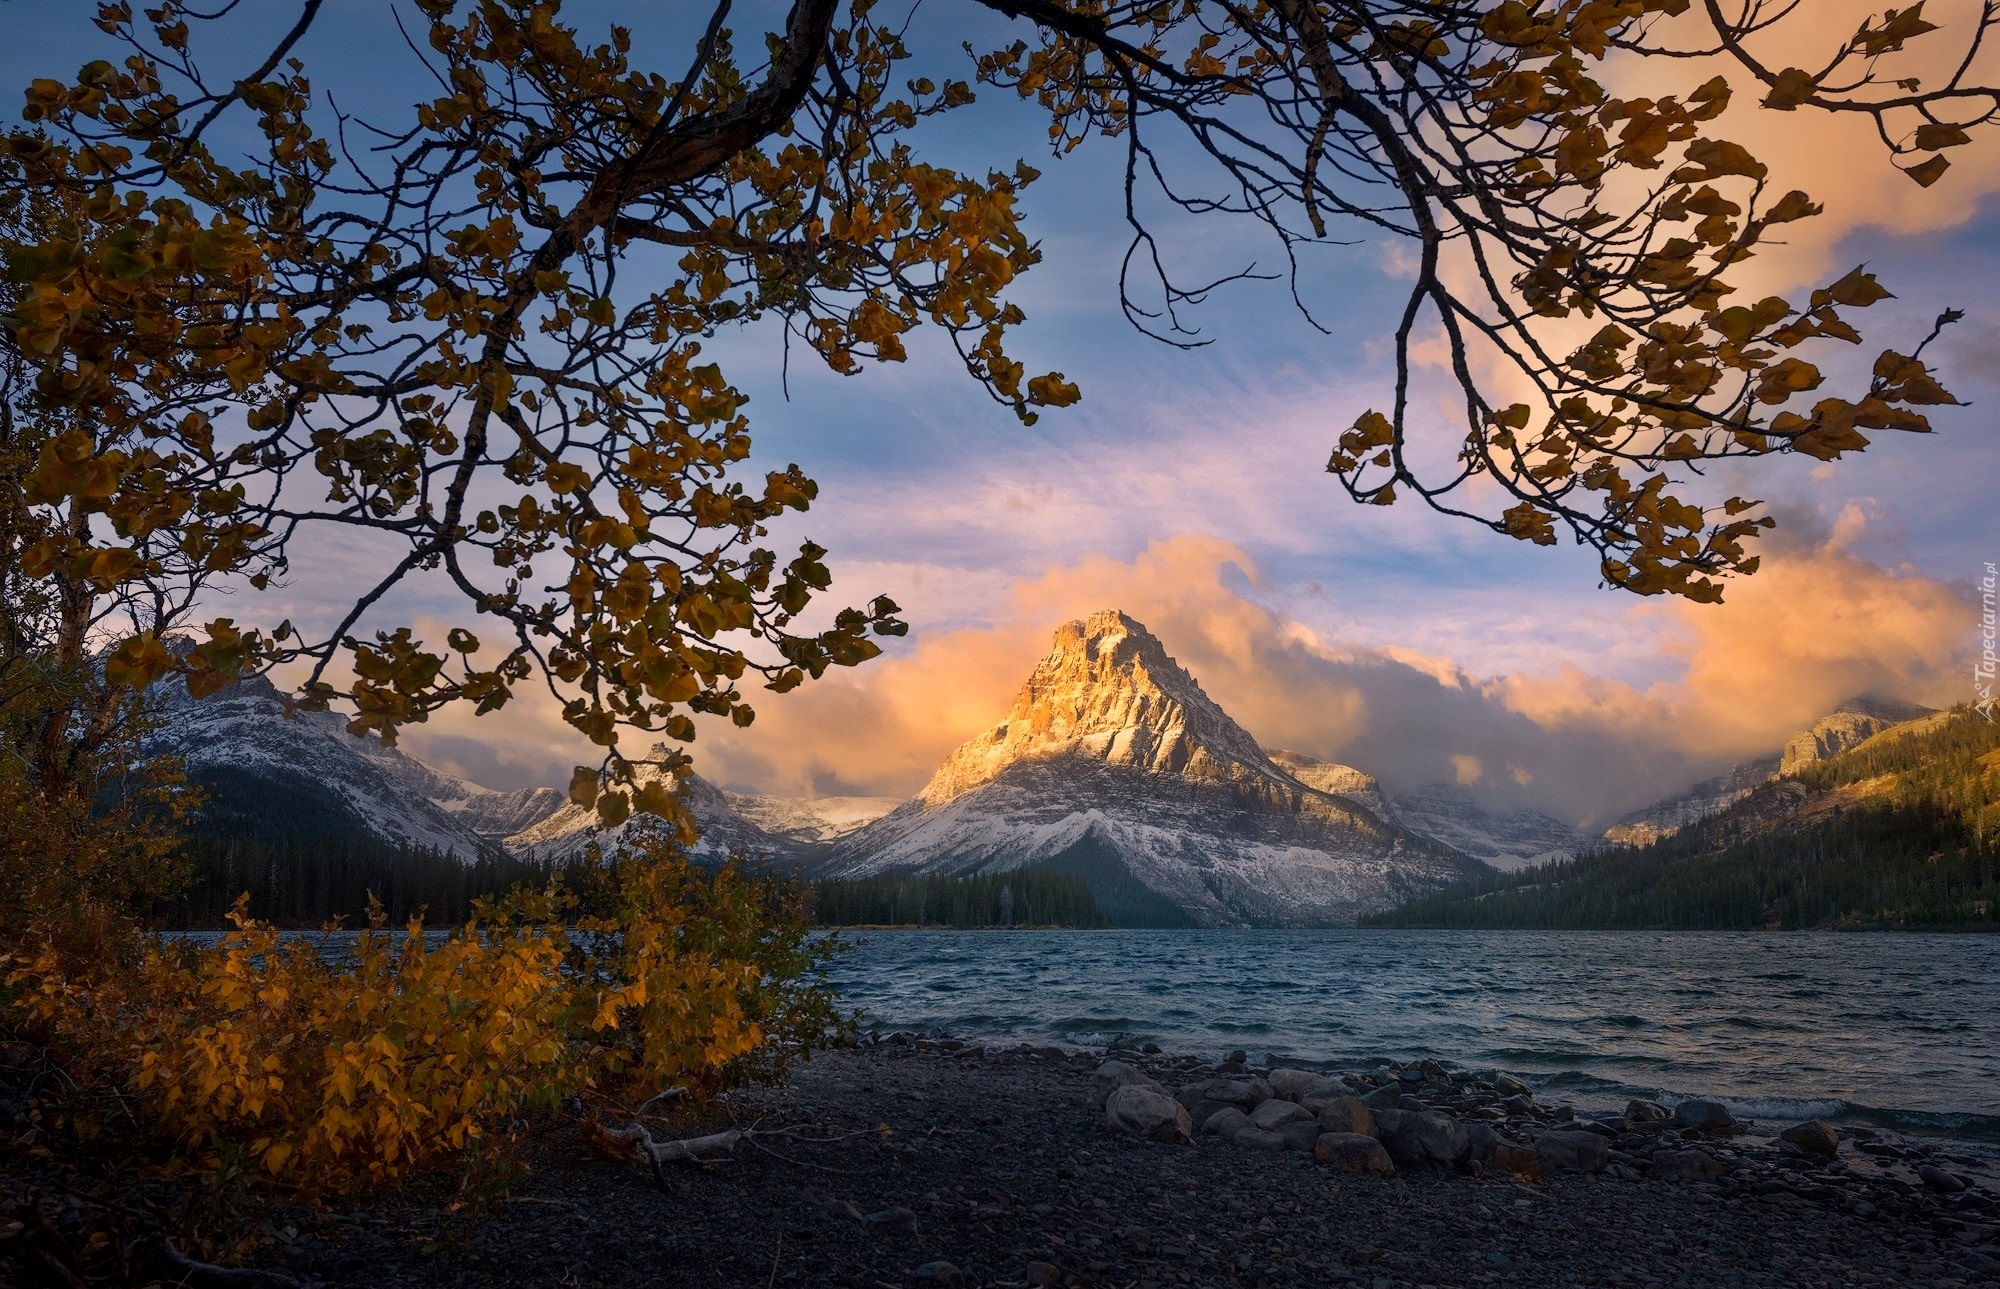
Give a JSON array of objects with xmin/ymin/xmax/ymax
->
[{"xmin": 820, "ymin": 610, "xmax": 1486, "ymax": 926}]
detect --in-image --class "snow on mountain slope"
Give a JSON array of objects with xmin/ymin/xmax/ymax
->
[
  {"xmin": 1379, "ymin": 784, "xmax": 1591, "ymax": 872},
  {"xmin": 444, "ymin": 786, "xmax": 570, "ymax": 842},
  {"xmin": 723, "ymin": 793, "xmax": 901, "ymax": 844},
  {"xmin": 501, "ymin": 759, "xmax": 807, "ymax": 868},
  {"xmin": 145, "ymin": 671, "xmax": 508, "ymax": 858},
  {"xmin": 824, "ymin": 610, "xmax": 1486, "ymax": 926},
  {"xmin": 1266, "ymin": 752, "xmax": 1586, "ymax": 871},
  {"xmin": 1265, "ymin": 750, "xmax": 1391, "ymax": 821}
]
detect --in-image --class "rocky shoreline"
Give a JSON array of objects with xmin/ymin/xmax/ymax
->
[{"xmin": 7, "ymin": 1033, "xmax": 1998, "ymax": 1287}]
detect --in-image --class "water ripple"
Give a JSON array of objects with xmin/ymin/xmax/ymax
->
[{"xmin": 827, "ymin": 929, "xmax": 2000, "ymax": 1130}]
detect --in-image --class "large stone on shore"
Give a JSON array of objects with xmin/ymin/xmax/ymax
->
[
  {"xmin": 1088, "ymin": 1060, "xmax": 1161, "ymax": 1107},
  {"xmin": 1234, "ymin": 1126, "xmax": 1289, "ymax": 1152},
  {"xmin": 1247, "ymin": 1099, "xmax": 1316, "ymax": 1133},
  {"xmin": 1625, "ymin": 1099, "xmax": 1671, "ymax": 1124},
  {"xmin": 1105, "ymin": 1084, "xmax": 1192, "ymax": 1143},
  {"xmin": 1315, "ymin": 1132, "xmax": 1396, "ymax": 1177},
  {"xmin": 1311, "ymin": 1095, "xmax": 1376, "ymax": 1138},
  {"xmin": 1178, "ymin": 1076, "xmax": 1272, "ymax": 1111},
  {"xmin": 1670, "ymin": 1098, "xmax": 1737, "ymax": 1134},
  {"xmin": 1918, "ymin": 1164, "xmax": 1967, "ymax": 1194},
  {"xmin": 1486, "ymin": 1071, "xmax": 1532, "ymax": 1098},
  {"xmin": 1278, "ymin": 1120, "xmax": 1323, "ymax": 1153},
  {"xmin": 1360, "ymin": 1084, "xmax": 1404, "ymax": 1110},
  {"xmin": 1534, "ymin": 1130, "xmax": 1610, "ymax": 1173},
  {"xmin": 1491, "ymin": 1141, "xmax": 1548, "ymax": 1179},
  {"xmin": 1267, "ymin": 1068, "xmax": 1344, "ymax": 1102},
  {"xmin": 1651, "ymin": 1148, "xmax": 1727, "ymax": 1182},
  {"xmin": 1779, "ymin": 1120, "xmax": 1840, "ymax": 1160},
  {"xmin": 1190, "ymin": 1099, "xmax": 1237, "ymax": 1130},
  {"xmin": 1375, "ymin": 1108, "xmax": 1469, "ymax": 1169},
  {"xmin": 1199, "ymin": 1106, "xmax": 1251, "ymax": 1139},
  {"xmin": 1462, "ymin": 1122, "xmax": 1501, "ymax": 1166}
]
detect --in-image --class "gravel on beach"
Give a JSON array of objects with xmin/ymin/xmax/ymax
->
[{"xmin": 33, "ymin": 1034, "xmax": 1980, "ymax": 1289}]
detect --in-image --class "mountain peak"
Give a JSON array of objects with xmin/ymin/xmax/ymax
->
[{"xmin": 915, "ymin": 609, "xmax": 1276, "ymax": 807}]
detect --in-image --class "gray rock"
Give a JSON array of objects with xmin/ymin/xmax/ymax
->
[
  {"xmin": 1233, "ymin": 1125, "xmax": 1290, "ymax": 1151},
  {"xmin": 1310, "ymin": 1094, "xmax": 1376, "ymax": 1138},
  {"xmin": 1534, "ymin": 1130, "xmax": 1611, "ymax": 1173},
  {"xmin": 1918, "ymin": 1164, "xmax": 1967, "ymax": 1194},
  {"xmin": 1360, "ymin": 1084, "xmax": 1404, "ymax": 1110},
  {"xmin": 1247, "ymin": 1099, "xmax": 1316, "ymax": 1132},
  {"xmin": 1491, "ymin": 1141, "xmax": 1547, "ymax": 1179},
  {"xmin": 1779, "ymin": 1119, "xmax": 1840, "ymax": 1160},
  {"xmin": 1199, "ymin": 1105, "xmax": 1251, "ymax": 1139},
  {"xmin": 1670, "ymin": 1098, "xmax": 1737, "ymax": 1133},
  {"xmin": 1278, "ymin": 1120, "xmax": 1323, "ymax": 1153},
  {"xmin": 1377, "ymin": 1109, "xmax": 1469, "ymax": 1169},
  {"xmin": 1179, "ymin": 1076, "xmax": 1272, "ymax": 1110},
  {"xmin": 1651, "ymin": 1148, "xmax": 1727, "ymax": 1182},
  {"xmin": 1489, "ymin": 1071, "xmax": 1532, "ymax": 1097},
  {"xmin": 862, "ymin": 1207, "xmax": 918, "ymax": 1235},
  {"xmin": 1625, "ymin": 1099, "xmax": 1671, "ymax": 1123},
  {"xmin": 1270, "ymin": 1067, "xmax": 1345, "ymax": 1103},
  {"xmin": 1462, "ymin": 1122, "xmax": 1501, "ymax": 1166},
  {"xmin": 1024, "ymin": 1263, "xmax": 1061, "ymax": 1288},
  {"xmin": 1105, "ymin": 1084, "xmax": 1192, "ymax": 1143},
  {"xmin": 914, "ymin": 1262, "xmax": 964, "ymax": 1287},
  {"xmin": 1087, "ymin": 1060, "xmax": 1160, "ymax": 1107},
  {"xmin": 1190, "ymin": 1098, "xmax": 1236, "ymax": 1129},
  {"xmin": 1314, "ymin": 1132, "xmax": 1396, "ymax": 1177}
]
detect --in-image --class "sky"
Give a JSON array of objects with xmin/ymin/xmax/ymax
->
[{"xmin": 5, "ymin": 1, "xmax": 1997, "ymax": 829}]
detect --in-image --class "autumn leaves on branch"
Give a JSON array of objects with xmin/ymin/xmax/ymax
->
[{"xmin": 0, "ymin": 1, "xmax": 1991, "ymax": 826}]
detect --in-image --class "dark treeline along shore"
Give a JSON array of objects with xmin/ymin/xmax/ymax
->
[
  {"xmin": 811, "ymin": 869, "xmax": 1107, "ymax": 928},
  {"xmin": 157, "ymin": 830, "xmax": 595, "ymax": 929},
  {"xmin": 1371, "ymin": 707, "xmax": 2000, "ymax": 932},
  {"xmin": 153, "ymin": 808, "xmax": 1111, "ymax": 932}
]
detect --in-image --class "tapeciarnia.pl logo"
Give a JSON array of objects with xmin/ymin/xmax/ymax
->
[{"xmin": 1979, "ymin": 561, "xmax": 1997, "ymax": 722}]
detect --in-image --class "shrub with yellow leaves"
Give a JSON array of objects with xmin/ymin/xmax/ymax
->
[{"xmin": 7, "ymin": 833, "xmax": 845, "ymax": 1195}]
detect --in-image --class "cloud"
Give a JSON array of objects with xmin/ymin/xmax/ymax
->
[{"xmin": 398, "ymin": 523, "xmax": 1971, "ymax": 832}]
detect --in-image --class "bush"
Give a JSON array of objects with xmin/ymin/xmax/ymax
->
[{"xmin": 7, "ymin": 833, "xmax": 847, "ymax": 1195}]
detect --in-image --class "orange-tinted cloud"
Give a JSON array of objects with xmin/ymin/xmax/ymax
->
[{"xmin": 397, "ymin": 524, "xmax": 1975, "ymax": 831}]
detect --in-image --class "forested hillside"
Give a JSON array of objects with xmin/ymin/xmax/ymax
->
[
  {"xmin": 1366, "ymin": 709, "xmax": 2000, "ymax": 931},
  {"xmin": 812, "ymin": 868, "xmax": 1107, "ymax": 928}
]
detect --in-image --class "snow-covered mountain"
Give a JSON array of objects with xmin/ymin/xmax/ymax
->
[
  {"xmin": 820, "ymin": 610, "xmax": 1487, "ymax": 926},
  {"xmin": 1266, "ymin": 752, "xmax": 1587, "ymax": 872},
  {"xmin": 723, "ymin": 792, "xmax": 901, "ymax": 844},
  {"xmin": 1378, "ymin": 783, "xmax": 1591, "ymax": 872},
  {"xmin": 502, "ymin": 763, "xmax": 818, "ymax": 867},
  {"xmin": 145, "ymin": 670, "xmax": 512, "ymax": 859},
  {"xmin": 1602, "ymin": 696, "xmax": 1936, "ymax": 847}
]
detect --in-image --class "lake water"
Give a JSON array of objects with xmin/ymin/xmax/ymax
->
[{"xmin": 824, "ymin": 929, "xmax": 2000, "ymax": 1145}]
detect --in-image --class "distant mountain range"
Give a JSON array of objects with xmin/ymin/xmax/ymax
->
[
  {"xmin": 1368, "ymin": 704, "xmax": 1994, "ymax": 930},
  {"xmin": 142, "ymin": 611, "xmax": 1941, "ymax": 928},
  {"xmin": 1599, "ymin": 696, "xmax": 1935, "ymax": 847}
]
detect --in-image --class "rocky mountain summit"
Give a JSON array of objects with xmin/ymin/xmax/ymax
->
[{"xmin": 821, "ymin": 610, "xmax": 1485, "ymax": 926}]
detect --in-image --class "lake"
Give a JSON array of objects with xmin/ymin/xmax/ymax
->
[{"xmin": 824, "ymin": 928, "xmax": 2000, "ymax": 1145}]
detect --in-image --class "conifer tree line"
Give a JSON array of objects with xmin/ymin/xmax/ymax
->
[
  {"xmin": 1368, "ymin": 710, "xmax": 2000, "ymax": 931},
  {"xmin": 156, "ymin": 829, "xmax": 591, "ymax": 930},
  {"xmin": 812, "ymin": 868, "xmax": 1106, "ymax": 928}
]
